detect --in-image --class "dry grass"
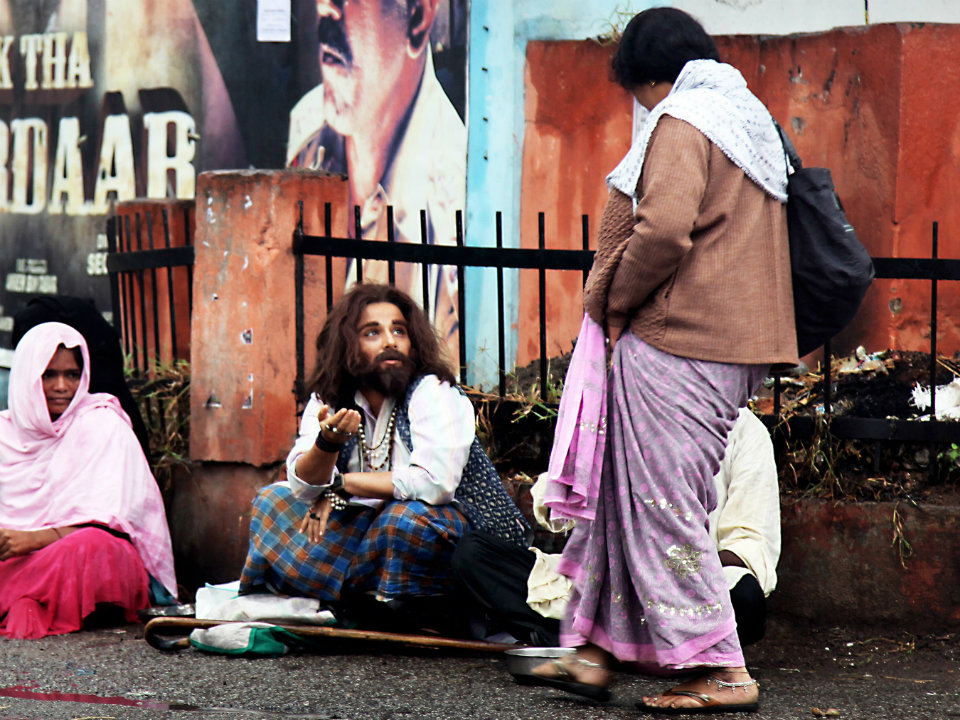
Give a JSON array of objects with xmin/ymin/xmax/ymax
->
[{"xmin": 128, "ymin": 359, "xmax": 191, "ymax": 501}]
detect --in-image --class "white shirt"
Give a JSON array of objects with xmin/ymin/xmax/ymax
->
[
  {"xmin": 708, "ymin": 408, "xmax": 782, "ymax": 596},
  {"xmin": 286, "ymin": 375, "xmax": 475, "ymax": 507}
]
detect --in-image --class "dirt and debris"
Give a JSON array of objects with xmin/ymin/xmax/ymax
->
[
  {"xmin": 751, "ymin": 348, "xmax": 958, "ymax": 420},
  {"xmin": 752, "ymin": 619, "xmax": 960, "ymax": 678},
  {"xmin": 752, "ymin": 348, "xmax": 960, "ymax": 503}
]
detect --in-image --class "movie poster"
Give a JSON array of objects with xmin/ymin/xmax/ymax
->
[
  {"xmin": 288, "ymin": 0, "xmax": 469, "ymax": 362},
  {"xmin": 0, "ymin": 0, "xmax": 468, "ymax": 369}
]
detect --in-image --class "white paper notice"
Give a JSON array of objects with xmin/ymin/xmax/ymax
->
[{"xmin": 257, "ymin": 0, "xmax": 290, "ymax": 43}]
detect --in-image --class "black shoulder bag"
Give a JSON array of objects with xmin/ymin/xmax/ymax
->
[{"xmin": 774, "ymin": 120, "xmax": 875, "ymax": 356}]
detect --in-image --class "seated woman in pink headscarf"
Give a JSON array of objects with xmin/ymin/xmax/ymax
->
[{"xmin": 0, "ymin": 322, "xmax": 177, "ymax": 639}]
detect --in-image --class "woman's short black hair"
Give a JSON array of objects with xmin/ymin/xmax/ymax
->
[{"xmin": 611, "ymin": 8, "xmax": 719, "ymax": 89}]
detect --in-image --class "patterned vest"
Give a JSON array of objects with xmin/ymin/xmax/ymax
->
[{"xmin": 336, "ymin": 375, "xmax": 529, "ymax": 546}]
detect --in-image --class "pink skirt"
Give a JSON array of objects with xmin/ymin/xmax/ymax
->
[
  {"xmin": 558, "ymin": 334, "xmax": 769, "ymax": 670},
  {"xmin": 0, "ymin": 527, "xmax": 149, "ymax": 639}
]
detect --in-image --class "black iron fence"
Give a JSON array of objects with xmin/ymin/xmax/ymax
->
[
  {"xmin": 105, "ymin": 203, "xmax": 195, "ymax": 457},
  {"xmin": 774, "ymin": 222, "xmax": 960, "ymax": 481},
  {"xmin": 293, "ymin": 207, "xmax": 960, "ymax": 479},
  {"xmin": 293, "ymin": 202, "xmax": 593, "ymax": 402},
  {"xmin": 105, "ymin": 203, "xmax": 195, "ymax": 377},
  {"xmin": 105, "ymin": 202, "xmax": 960, "ymax": 479}
]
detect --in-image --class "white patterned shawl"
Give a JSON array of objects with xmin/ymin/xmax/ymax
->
[{"xmin": 607, "ymin": 59, "xmax": 788, "ymax": 204}]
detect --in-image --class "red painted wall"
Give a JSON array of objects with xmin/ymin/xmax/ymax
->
[
  {"xmin": 518, "ymin": 40, "xmax": 633, "ymax": 368},
  {"xmin": 520, "ymin": 24, "xmax": 960, "ymax": 366}
]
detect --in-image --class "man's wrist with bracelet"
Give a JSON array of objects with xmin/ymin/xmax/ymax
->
[
  {"xmin": 328, "ymin": 467, "xmax": 345, "ymax": 493},
  {"xmin": 314, "ymin": 432, "xmax": 344, "ymax": 453},
  {"xmin": 314, "ymin": 421, "xmax": 354, "ymax": 453},
  {"xmin": 321, "ymin": 468, "xmax": 351, "ymax": 510}
]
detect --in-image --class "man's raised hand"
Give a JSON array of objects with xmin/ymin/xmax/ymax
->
[{"xmin": 315, "ymin": 404, "xmax": 361, "ymax": 445}]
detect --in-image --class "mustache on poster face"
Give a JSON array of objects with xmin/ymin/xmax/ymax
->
[{"xmin": 318, "ymin": 16, "xmax": 352, "ymax": 65}]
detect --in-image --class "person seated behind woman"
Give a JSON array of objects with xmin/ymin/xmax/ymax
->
[{"xmin": 0, "ymin": 322, "xmax": 177, "ymax": 639}]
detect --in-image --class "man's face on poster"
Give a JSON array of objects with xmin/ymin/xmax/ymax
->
[{"xmin": 317, "ymin": 0, "xmax": 411, "ymax": 136}]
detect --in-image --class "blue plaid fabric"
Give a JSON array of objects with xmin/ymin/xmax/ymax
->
[{"xmin": 239, "ymin": 483, "xmax": 468, "ymax": 603}]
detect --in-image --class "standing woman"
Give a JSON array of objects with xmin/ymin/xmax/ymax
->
[
  {"xmin": 529, "ymin": 8, "xmax": 796, "ymax": 714},
  {"xmin": 0, "ymin": 323, "xmax": 176, "ymax": 638}
]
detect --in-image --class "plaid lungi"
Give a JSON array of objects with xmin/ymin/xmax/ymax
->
[{"xmin": 239, "ymin": 483, "xmax": 468, "ymax": 603}]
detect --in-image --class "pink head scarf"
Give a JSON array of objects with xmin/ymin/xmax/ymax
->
[{"xmin": 0, "ymin": 322, "xmax": 177, "ymax": 598}]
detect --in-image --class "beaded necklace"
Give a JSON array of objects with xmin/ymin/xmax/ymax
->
[{"xmin": 357, "ymin": 405, "xmax": 397, "ymax": 472}]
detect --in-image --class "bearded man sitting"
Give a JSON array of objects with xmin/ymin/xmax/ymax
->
[{"xmin": 239, "ymin": 283, "xmax": 528, "ymax": 632}]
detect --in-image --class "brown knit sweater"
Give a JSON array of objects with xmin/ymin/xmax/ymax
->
[{"xmin": 583, "ymin": 115, "xmax": 798, "ymax": 367}]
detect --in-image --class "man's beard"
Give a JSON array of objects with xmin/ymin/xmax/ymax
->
[{"xmin": 356, "ymin": 350, "xmax": 416, "ymax": 398}]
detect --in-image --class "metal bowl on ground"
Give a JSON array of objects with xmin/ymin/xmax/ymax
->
[
  {"xmin": 137, "ymin": 603, "xmax": 196, "ymax": 621},
  {"xmin": 504, "ymin": 646, "xmax": 575, "ymax": 681}
]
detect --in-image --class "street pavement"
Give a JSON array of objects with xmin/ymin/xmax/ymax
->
[{"xmin": 0, "ymin": 615, "xmax": 957, "ymax": 720}]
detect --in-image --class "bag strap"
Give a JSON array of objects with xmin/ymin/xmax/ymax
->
[{"xmin": 771, "ymin": 117, "xmax": 802, "ymax": 173}]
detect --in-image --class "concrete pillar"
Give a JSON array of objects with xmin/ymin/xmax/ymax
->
[
  {"xmin": 189, "ymin": 170, "xmax": 349, "ymax": 466},
  {"xmin": 175, "ymin": 170, "xmax": 349, "ymax": 588},
  {"xmin": 168, "ymin": 463, "xmax": 279, "ymax": 591}
]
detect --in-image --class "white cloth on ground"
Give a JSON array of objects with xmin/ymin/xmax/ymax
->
[{"xmin": 195, "ymin": 581, "xmax": 335, "ymax": 625}]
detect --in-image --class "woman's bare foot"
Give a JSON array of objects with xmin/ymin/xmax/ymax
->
[
  {"xmin": 530, "ymin": 644, "xmax": 611, "ymax": 687},
  {"xmin": 639, "ymin": 667, "xmax": 759, "ymax": 713},
  {"xmin": 523, "ymin": 644, "xmax": 614, "ymax": 700}
]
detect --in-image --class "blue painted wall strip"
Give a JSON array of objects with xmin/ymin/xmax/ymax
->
[{"xmin": 465, "ymin": 1, "xmax": 654, "ymax": 389}]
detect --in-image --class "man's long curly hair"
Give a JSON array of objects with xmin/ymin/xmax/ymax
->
[{"xmin": 305, "ymin": 283, "xmax": 456, "ymax": 409}]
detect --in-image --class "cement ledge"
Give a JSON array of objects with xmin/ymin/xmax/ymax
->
[
  {"xmin": 771, "ymin": 498, "xmax": 960, "ymax": 631},
  {"xmin": 169, "ymin": 470, "xmax": 960, "ymax": 631}
]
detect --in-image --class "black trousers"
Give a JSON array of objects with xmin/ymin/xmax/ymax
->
[
  {"xmin": 729, "ymin": 571, "xmax": 767, "ymax": 646},
  {"xmin": 452, "ymin": 531, "xmax": 767, "ymax": 648},
  {"xmin": 452, "ymin": 531, "xmax": 561, "ymax": 647}
]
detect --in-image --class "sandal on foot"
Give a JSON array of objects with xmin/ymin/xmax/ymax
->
[
  {"xmin": 514, "ymin": 657, "xmax": 612, "ymax": 702},
  {"xmin": 637, "ymin": 676, "xmax": 759, "ymax": 715}
]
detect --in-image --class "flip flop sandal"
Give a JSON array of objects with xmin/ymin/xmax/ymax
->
[
  {"xmin": 514, "ymin": 656, "xmax": 612, "ymax": 702},
  {"xmin": 637, "ymin": 676, "xmax": 759, "ymax": 715}
]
